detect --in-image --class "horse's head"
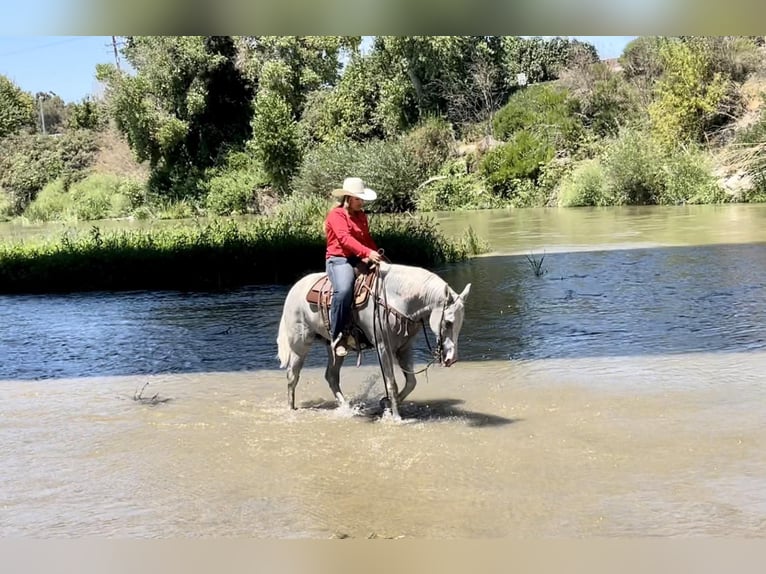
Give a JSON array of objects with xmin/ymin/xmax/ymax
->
[{"xmin": 430, "ymin": 283, "xmax": 471, "ymax": 367}]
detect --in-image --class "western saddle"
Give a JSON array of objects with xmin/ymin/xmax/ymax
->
[{"xmin": 306, "ymin": 264, "xmax": 378, "ymax": 347}]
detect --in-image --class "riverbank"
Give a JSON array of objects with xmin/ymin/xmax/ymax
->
[{"xmin": 0, "ymin": 208, "xmax": 487, "ymax": 293}]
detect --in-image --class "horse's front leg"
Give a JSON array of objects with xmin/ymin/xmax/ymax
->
[
  {"xmin": 377, "ymin": 342, "xmax": 401, "ymax": 420},
  {"xmin": 324, "ymin": 342, "xmax": 348, "ymax": 406},
  {"xmin": 395, "ymin": 345, "xmax": 417, "ymax": 403}
]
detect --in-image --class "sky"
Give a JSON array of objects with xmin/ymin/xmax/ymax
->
[{"xmin": 0, "ymin": 36, "xmax": 637, "ymax": 104}]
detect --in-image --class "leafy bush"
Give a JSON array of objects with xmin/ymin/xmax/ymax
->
[
  {"xmin": 480, "ymin": 130, "xmax": 554, "ymax": 198},
  {"xmin": 292, "ymin": 138, "xmax": 421, "ymax": 212},
  {"xmin": 354, "ymin": 139, "xmax": 421, "ymax": 213},
  {"xmin": 601, "ymin": 129, "xmax": 664, "ymax": 204},
  {"xmin": 648, "ymin": 39, "xmax": 729, "ymax": 147},
  {"xmin": 204, "ymin": 153, "xmax": 268, "ymax": 215},
  {"xmin": 557, "ymin": 159, "xmax": 609, "ymax": 207},
  {"xmin": 0, "ymin": 131, "xmax": 100, "ymax": 214},
  {"xmin": 416, "ymin": 158, "xmax": 506, "ymax": 211},
  {"xmin": 24, "ymin": 179, "xmax": 71, "ymax": 221},
  {"xmin": 598, "ymin": 129, "xmax": 724, "ymax": 205},
  {"xmin": 0, "ymin": 135, "xmax": 63, "ymax": 211},
  {"xmin": 292, "ymin": 141, "xmax": 358, "ymax": 199},
  {"xmin": 559, "ymin": 62, "xmax": 640, "ymax": 137},
  {"xmin": 492, "ymin": 84, "xmax": 583, "ymax": 150},
  {"xmin": 68, "ymin": 174, "xmax": 135, "ymax": 220},
  {"xmin": 660, "ymin": 148, "xmax": 725, "ymax": 205},
  {"xmin": 25, "ymin": 174, "xmax": 144, "ymax": 222},
  {"xmin": 401, "ymin": 116, "xmax": 455, "ymax": 178}
]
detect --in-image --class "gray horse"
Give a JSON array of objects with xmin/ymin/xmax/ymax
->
[{"xmin": 276, "ymin": 261, "xmax": 471, "ymax": 419}]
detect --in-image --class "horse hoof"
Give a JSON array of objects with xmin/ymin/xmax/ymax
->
[{"xmin": 379, "ymin": 397, "xmax": 392, "ymax": 412}]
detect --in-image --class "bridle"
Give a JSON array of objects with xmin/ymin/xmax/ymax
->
[{"xmin": 420, "ymin": 284, "xmax": 451, "ymax": 366}]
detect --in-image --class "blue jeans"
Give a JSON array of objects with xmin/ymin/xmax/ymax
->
[{"xmin": 326, "ymin": 256, "xmax": 357, "ymax": 341}]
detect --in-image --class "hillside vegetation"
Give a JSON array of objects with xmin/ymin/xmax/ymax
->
[{"xmin": 3, "ymin": 36, "xmax": 766, "ymax": 224}]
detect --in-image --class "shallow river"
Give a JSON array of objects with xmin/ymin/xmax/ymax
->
[{"xmin": 2, "ymin": 204, "xmax": 765, "ymax": 537}]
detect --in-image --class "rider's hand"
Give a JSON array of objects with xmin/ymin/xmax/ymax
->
[{"xmin": 367, "ymin": 250, "xmax": 383, "ymax": 264}]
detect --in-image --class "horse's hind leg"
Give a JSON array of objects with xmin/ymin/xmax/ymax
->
[
  {"xmin": 286, "ymin": 344, "xmax": 311, "ymax": 410},
  {"xmin": 325, "ymin": 343, "xmax": 347, "ymax": 406}
]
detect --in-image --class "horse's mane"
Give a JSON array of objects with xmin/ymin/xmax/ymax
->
[{"xmin": 383, "ymin": 263, "xmax": 447, "ymax": 308}]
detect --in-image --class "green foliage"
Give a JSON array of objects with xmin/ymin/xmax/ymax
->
[
  {"xmin": 235, "ymin": 36, "xmax": 360, "ymax": 118},
  {"xmin": 559, "ymin": 62, "xmax": 639, "ymax": 137},
  {"xmin": 249, "ymin": 88, "xmax": 303, "ymax": 193},
  {"xmin": 205, "ymin": 154, "xmax": 268, "ymax": 215},
  {"xmin": 416, "ymin": 160, "xmax": 503, "ymax": 211},
  {"xmin": 601, "ymin": 129, "xmax": 664, "ymax": 204},
  {"xmin": 23, "ymin": 179, "xmax": 70, "ymax": 221},
  {"xmin": 66, "ymin": 97, "xmax": 107, "ymax": 131},
  {"xmin": 697, "ymin": 36, "xmax": 762, "ymax": 83},
  {"xmin": 599, "ymin": 129, "xmax": 724, "ymax": 205},
  {"xmin": 0, "ymin": 75, "xmax": 35, "ymax": 138},
  {"xmin": 401, "ymin": 116, "xmax": 455, "ymax": 177},
  {"xmin": 620, "ymin": 37, "xmax": 667, "ymax": 80},
  {"xmin": 500, "ymin": 36, "xmax": 598, "ymax": 86},
  {"xmin": 291, "ymin": 138, "xmax": 421, "ymax": 212},
  {"xmin": 480, "ymin": 130, "xmax": 555, "ymax": 197},
  {"xmin": 492, "ymin": 84, "xmax": 583, "ymax": 150},
  {"xmin": 25, "ymin": 174, "xmax": 145, "ymax": 222},
  {"xmin": 648, "ymin": 39, "xmax": 730, "ymax": 146},
  {"xmin": 374, "ymin": 36, "xmax": 490, "ymax": 125},
  {"xmin": 35, "ymin": 92, "xmax": 67, "ymax": 134},
  {"xmin": 0, "ymin": 211, "xmax": 484, "ymax": 293},
  {"xmin": 0, "ymin": 189, "xmax": 13, "ymax": 220},
  {"xmin": 0, "ymin": 130, "xmax": 100, "ymax": 214},
  {"xmin": 291, "ymin": 140, "xmax": 358, "ymax": 200},
  {"xmin": 353, "ymin": 139, "xmax": 422, "ymax": 213},
  {"xmin": 300, "ymin": 55, "xmax": 386, "ymax": 143},
  {"xmin": 557, "ymin": 159, "xmax": 610, "ymax": 207},
  {"xmin": 98, "ymin": 36, "xmax": 254, "ymax": 197},
  {"xmin": 660, "ymin": 147, "xmax": 726, "ymax": 205},
  {"xmin": 0, "ymin": 135, "xmax": 63, "ymax": 212}
]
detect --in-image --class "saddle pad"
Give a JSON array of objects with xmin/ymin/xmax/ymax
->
[{"xmin": 306, "ymin": 270, "xmax": 376, "ymax": 308}]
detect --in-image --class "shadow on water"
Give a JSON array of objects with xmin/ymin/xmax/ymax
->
[
  {"xmin": 298, "ymin": 397, "xmax": 518, "ymax": 428},
  {"xmin": 2, "ymin": 242, "xmax": 766, "ymax": 380}
]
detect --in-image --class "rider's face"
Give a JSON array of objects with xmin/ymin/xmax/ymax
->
[{"xmin": 346, "ymin": 196, "xmax": 364, "ymax": 212}]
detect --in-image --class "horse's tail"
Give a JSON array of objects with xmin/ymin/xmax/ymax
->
[{"xmin": 276, "ymin": 310, "xmax": 291, "ymax": 369}]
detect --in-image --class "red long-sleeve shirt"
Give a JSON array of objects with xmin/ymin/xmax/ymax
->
[{"xmin": 325, "ymin": 206, "xmax": 378, "ymax": 260}]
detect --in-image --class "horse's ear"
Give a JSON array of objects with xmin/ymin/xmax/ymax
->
[{"xmin": 459, "ymin": 283, "xmax": 472, "ymax": 300}]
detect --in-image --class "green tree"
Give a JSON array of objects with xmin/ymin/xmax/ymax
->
[
  {"xmin": 501, "ymin": 36, "xmax": 598, "ymax": 87},
  {"xmin": 648, "ymin": 39, "xmax": 729, "ymax": 147},
  {"xmin": 98, "ymin": 36, "xmax": 254, "ymax": 197},
  {"xmin": 66, "ymin": 97, "xmax": 107, "ymax": 131},
  {"xmin": 35, "ymin": 92, "xmax": 67, "ymax": 134},
  {"xmin": 0, "ymin": 75, "xmax": 35, "ymax": 138},
  {"xmin": 235, "ymin": 36, "xmax": 360, "ymax": 119},
  {"xmin": 372, "ymin": 36, "xmax": 505, "ymax": 128},
  {"xmin": 249, "ymin": 82, "xmax": 302, "ymax": 193},
  {"xmin": 300, "ymin": 53, "xmax": 387, "ymax": 143}
]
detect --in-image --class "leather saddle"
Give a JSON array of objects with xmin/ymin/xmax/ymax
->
[{"xmin": 306, "ymin": 265, "xmax": 377, "ymax": 309}]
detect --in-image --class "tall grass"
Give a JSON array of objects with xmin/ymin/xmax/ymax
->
[{"xmin": 0, "ymin": 198, "xmax": 488, "ymax": 293}]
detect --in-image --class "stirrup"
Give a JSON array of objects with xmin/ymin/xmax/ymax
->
[{"xmin": 332, "ymin": 336, "xmax": 348, "ymax": 357}]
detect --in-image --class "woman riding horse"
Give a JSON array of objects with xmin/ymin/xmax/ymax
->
[{"xmin": 324, "ymin": 177, "xmax": 383, "ymax": 358}]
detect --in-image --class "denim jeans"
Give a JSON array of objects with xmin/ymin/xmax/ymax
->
[{"xmin": 326, "ymin": 256, "xmax": 357, "ymax": 341}]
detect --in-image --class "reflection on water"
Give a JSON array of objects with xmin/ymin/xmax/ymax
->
[{"xmin": 2, "ymin": 204, "xmax": 766, "ymax": 537}]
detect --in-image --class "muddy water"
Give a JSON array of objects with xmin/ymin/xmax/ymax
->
[{"xmin": 2, "ymin": 204, "xmax": 766, "ymax": 537}]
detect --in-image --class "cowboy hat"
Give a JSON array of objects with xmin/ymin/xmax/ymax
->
[{"xmin": 331, "ymin": 177, "xmax": 377, "ymax": 201}]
